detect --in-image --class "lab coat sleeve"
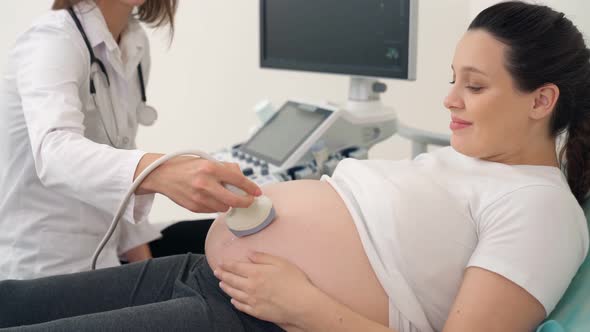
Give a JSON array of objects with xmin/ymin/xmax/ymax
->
[
  {"xmin": 117, "ymin": 216, "xmax": 162, "ymax": 256},
  {"xmin": 15, "ymin": 23, "xmax": 154, "ymax": 225}
]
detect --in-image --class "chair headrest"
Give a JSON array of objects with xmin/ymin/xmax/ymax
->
[{"xmin": 582, "ymin": 199, "xmax": 590, "ymax": 224}]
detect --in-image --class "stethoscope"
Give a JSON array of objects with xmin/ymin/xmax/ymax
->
[{"xmin": 67, "ymin": 8, "xmax": 158, "ymax": 148}]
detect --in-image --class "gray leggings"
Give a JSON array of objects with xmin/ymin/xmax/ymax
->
[{"xmin": 0, "ymin": 254, "xmax": 284, "ymax": 332}]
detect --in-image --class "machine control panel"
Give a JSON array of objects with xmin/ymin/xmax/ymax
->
[{"xmin": 214, "ymin": 100, "xmax": 397, "ymax": 186}]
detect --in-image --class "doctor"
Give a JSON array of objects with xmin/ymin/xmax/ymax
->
[{"xmin": 0, "ymin": 0, "xmax": 261, "ymax": 280}]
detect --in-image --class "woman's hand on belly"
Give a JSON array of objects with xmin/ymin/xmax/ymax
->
[{"xmin": 214, "ymin": 251, "xmax": 318, "ymax": 328}]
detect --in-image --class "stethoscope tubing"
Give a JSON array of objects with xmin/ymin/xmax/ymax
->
[
  {"xmin": 67, "ymin": 7, "xmax": 146, "ymax": 98},
  {"xmin": 67, "ymin": 7, "xmax": 156, "ymax": 148}
]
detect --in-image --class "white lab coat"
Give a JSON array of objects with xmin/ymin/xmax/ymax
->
[{"xmin": 0, "ymin": 1, "xmax": 161, "ymax": 280}]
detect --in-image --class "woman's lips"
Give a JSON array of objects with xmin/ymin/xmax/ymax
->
[{"xmin": 450, "ymin": 116, "xmax": 473, "ymax": 131}]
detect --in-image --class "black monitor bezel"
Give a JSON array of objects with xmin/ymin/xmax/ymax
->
[{"xmin": 259, "ymin": 0, "xmax": 412, "ymax": 79}]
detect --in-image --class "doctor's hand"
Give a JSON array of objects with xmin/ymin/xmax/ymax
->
[
  {"xmin": 214, "ymin": 252, "xmax": 319, "ymax": 329},
  {"xmin": 136, "ymin": 153, "xmax": 261, "ymax": 213}
]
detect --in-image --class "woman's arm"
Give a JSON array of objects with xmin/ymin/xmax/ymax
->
[
  {"xmin": 292, "ymin": 286, "xmax": 394, "ymax": 332},
  {"xmin": 443, "ymin": 267, "xmax": 545, "ymax": 332},
  {"xmin": 446, "ymin": 187, "xmax": 585, "ymax": 331},
  {"xmin": 215, "ymin": 252, "xmax": 394, "ymax": 332},
  {"xmin": 216, "ymin": 252, "xmax": 547, "ymax": 331}
]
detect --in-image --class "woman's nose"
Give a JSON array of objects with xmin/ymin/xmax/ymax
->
[{"xmin": 443, "ymin": 88, "xmax": 464, "ymax": 111}]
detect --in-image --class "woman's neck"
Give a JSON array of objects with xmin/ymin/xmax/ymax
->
[
  {"xmin": 523, "ymin": 133, "xmax": 560, "ymax": 168},
  {"xmin": 94, "ymin": 0, "xmax": 134, "ymax": 43},
  {"xmin": 487, "ymin": 138, "xmax": 560, "ymax": 168}
]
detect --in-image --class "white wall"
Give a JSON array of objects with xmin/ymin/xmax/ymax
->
[
  {"xmin": 0, "ymin": 1, "xmax": 54, "ymax": 64},
  {"xmin": 1, "ymin": 1, "xmax": 587, "ymax": 223}
]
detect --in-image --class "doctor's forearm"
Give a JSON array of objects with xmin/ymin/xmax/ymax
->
[{"xmin": 134, "ymin": 153, "xmax": 165, "ymax": 195}]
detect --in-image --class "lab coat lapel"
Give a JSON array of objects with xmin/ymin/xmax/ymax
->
[
  {"xmin": 119, "ymin": 19, "xmax": 146, "ymax": 79},
  {"xmin": 77, "ymin": 1, "xmax": 142, "ymax": 80}
]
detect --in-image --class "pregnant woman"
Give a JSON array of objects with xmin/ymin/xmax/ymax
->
[{"xmin": 1, "ymin": 2, "xmax": 589, "ymax": 331}]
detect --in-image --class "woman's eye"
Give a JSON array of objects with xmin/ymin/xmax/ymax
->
[{"xmin": 467, "ymin": 86, "xmax": 483, "ymax": 92}]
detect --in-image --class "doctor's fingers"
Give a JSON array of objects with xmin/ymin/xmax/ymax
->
[
  {"xmin": 186, "ymin": 193, "xmax": 230, "ymax": 213},
  {"xmin": 216, "ymin": 164, "xmax": 261, "ymax": 197},
  {"xmin": 222, "ymin": 162, "xmax": 242, "ymax": 174},
  {"xmin": 208, "ymin": 182, "xmax": 256, "ymax": 208}
]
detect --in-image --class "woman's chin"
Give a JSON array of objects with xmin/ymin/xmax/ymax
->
[{"xmin": 450, "ymin": 138, "xmax": 478, "ymax": 158}]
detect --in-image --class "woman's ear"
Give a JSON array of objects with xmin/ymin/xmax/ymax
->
[{"xmin": 530, "ymin": 83, "xmax": 559, "ymax": 120}]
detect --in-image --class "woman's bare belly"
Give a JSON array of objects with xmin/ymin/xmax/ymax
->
[{"xmin": 205, "ymin": 180, "xmax": 388, "ymax": 325}]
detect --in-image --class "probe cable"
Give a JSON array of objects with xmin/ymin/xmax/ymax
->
[{"xmin": 91, "ymin": 150, "xmax": 217, "ymax": 270}]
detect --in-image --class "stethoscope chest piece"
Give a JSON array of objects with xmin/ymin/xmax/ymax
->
[{"xmin": 138, "ymin": 104, "xmax": 158, "ymax": 126}]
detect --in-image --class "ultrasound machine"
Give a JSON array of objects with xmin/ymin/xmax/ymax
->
[{"xmin": 213, "ymin": 0, "xmax": 448, "ymax": 186}]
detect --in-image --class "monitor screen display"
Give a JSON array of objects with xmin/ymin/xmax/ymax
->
[
  {"xmin": 240, "ymin": 102, "xmax": 333, "ymax": 165},
  {"xmin": 260, "ymin": 0, "xmax": 415, "ymax": 79}
]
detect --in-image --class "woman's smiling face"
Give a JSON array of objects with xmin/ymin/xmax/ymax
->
[{"xmin": 444, "ymin": 29, "xmax": 539, "ymax": 163}]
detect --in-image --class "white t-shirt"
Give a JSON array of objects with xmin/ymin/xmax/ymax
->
[{"xmin": 322, "ymin": 147, "xmax": 589, "ymax": 332}]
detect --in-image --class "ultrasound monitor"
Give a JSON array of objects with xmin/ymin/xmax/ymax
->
[{"xmin": 260, "ymin": 0, "xmax": 418, "ymax": 81}]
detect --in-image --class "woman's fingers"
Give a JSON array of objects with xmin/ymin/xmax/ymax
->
[
  {"xmin": 219, "ymin": 281, "xmax": 250, "ymax": 304},
  {"xmin": 230, "ymin": 298, "xmax": 255, "ymax": 317},
  {"xmin": 248, "ymin": 252, "xmax": 284, "ymax": 266},
  {"xmin": 217, "ymin": 261, "xmax": 257, "ymax": 278},
  {"xmin": 215, "ymin": 257, "xmax": 315, "ymax": 325},
  {"xmin": 215, "ymin": 269, "xmax": 251, "ymax": 295}
]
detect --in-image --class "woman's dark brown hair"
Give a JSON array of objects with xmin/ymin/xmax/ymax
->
[
  {"xmin": 470, "ymin": 1, "xmax": 590, "ymax": 204},
  {"xmin": 52, "ymin": 0, "xmax": 178, "ymax": 37}
]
